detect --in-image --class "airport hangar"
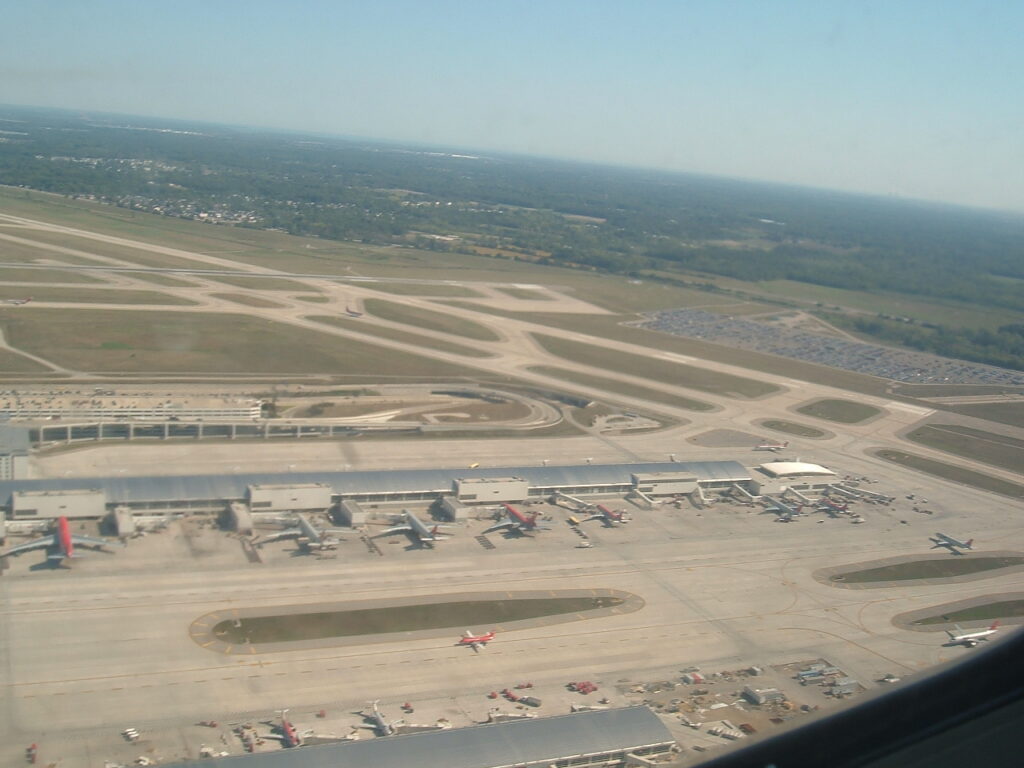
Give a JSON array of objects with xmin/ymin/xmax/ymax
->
[{"xmin": 0, "ymin": 460, "xmax": 770, "ymax": 524}]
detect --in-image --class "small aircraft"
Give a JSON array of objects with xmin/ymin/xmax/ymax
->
[
  {"xmin": 580, "ymin": 504, "xmax": 629, "ymax": 527},
  {"xmin": 459, "ymin": 629, "xmax": 496, "ymax": 652},
  {"xmin": 261, "ymin": 709, "xmax": 303, "ymax": 748},
  {"xmin": 754, "ymin": 440, "xmax": 789, "ymax": 452},
  {"xmin": 2, "ymin": 296, "xmax": 32, "ymax": 305},
  {"xmin": 374, "ymin": 510, "xmax": 453, "ymax": 547},
  {"xmin": 254, "ymin": 513, "xmax": 347, "ymax": 551},
  {"xmin": 944, "ymin": 621, "xmax": 1000, "ymax": 647},
  {"xmin": 1, "ymin": 516, "xmax": 118, "ymax": 562},
  {"xmin": 930, "ymin": 532, "xmax": 974, "ymax": 554},
  {"xmin": 483, "ymin": 503, "xmax": 548, "ymax": 535}
]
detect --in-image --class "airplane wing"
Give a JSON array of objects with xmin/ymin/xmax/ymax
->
[
  {"xmin": 69, "ymin": 534, "xmax": 117, "ymax": 549},
  {"xmin": 255, "ymin": 528, "xmax": 301, "ymax": 544},
  {"xmin": 482, "ymin": 521, "xmax": 516, "ymax": 534},
  {"xmin": 2, "ymin": 535, "xmax": 56, "ymax": 557},
  {"xmin": 375, "ymin": 525, "xmax": 412, "ymax": 537}
]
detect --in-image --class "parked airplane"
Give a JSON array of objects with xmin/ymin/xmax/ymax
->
[
  {"xmin": 254, "ymin": 513, "xmax": 347, "ymax": 551},
  {"xmin": 361, "ymin": 701, "xmax": 398, "ymax": 736},
  {"xmin": 580, "ymin": 504, "xmax": 628, "ymax": 526},
  {"xmin": 944, "ymin": 621, "xmax": 1000, "ymax": 647},
  {"xmin": 819, "ymin": 497, "xmax": 848, "ymax": 513},
  {"xmin": 459, "ymin": 629, "xmax": 496, "ymax": 651},
  {"xmin": 764, "ymin": 497, "xmax": 802, "ymax": 521},
  {"xmin": 374, "ymin": 510, "xmax": 453, "ymax": 547},
  {"xmin": 483, "ymin": 503, "xmax": 547, "ymax": 535},
  {"xmin": 755, "ymin": 440, "xmax": 789, "ymax": 452},
  {"xmin": 1, "ymin": 516, "xmax": 117, "ymax": 561},
  {"xmin": 261, "ymin": 710, "xmax": 303, "ymax": 748},
  {"xmin": 930, "ymin": 532, "xmax": 974, "ymax": 554}
]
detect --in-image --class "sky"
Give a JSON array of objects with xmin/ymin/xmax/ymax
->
[{"xmin": 2, "ymin": 1, "xmax": 1023, "ymax": 211}]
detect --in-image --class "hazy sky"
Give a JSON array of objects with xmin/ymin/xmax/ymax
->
[{"xmin": 3, "ymin": 1, "xmax": 1022, "ymax": 211}]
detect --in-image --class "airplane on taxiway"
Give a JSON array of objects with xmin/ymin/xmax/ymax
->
[
  {"xmin": 930, "ymin": 532, "xmax": 974, "ymax": 554},
  {"xmin": 945, "ymin": 621, "xmax": 1000, "ymax": 647},
  {"xmin": 459, "ymin": 629, "xmax": 496, "ymax": 651},
  {"xmin": 483, "ymin": 503, "xmax": 548, "ymax": 535},
  {"xmin": 754, "ymin": 440, "xmax": 789, "ymax": 452},
  {"xmin": 1, "ymin": 516, "xmax": 118, "ymax": 562}
]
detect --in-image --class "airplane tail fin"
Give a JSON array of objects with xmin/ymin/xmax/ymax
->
[
  {"xmin": 966, "ymin": 539, "xmax": 974, "ymax": 549},
  {"xmin": 991, "ymin": 620, "xmax": 1000, "ymax": 630}
]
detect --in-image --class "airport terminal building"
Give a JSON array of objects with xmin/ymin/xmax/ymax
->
[
  {"xmin": 165, "ymin": 707, "xmax": 677, "ymax": 768},
  {"xmin": 0, "ymin": 460, "xmax": 753, "ymax": 519}
]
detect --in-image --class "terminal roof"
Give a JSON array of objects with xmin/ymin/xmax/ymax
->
[
  {"xmin": 0, "ymin": 460, "xmax": 751, "ymax": 505},
  {"xmin": 165, "ymin": 707, "xmax": 674, "ymax": 768}
]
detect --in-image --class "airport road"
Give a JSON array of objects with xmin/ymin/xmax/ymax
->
[{"xmin": 3, "ymin": 484, "xmax": 1024, "ymax": 768}]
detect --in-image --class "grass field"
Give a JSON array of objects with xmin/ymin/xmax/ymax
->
[
  {"xmin": 0, "ymin": 308, "xmax": 489, "ymax": 377},
  {"xmin": 364, "ymin": 298, "xmax": 500, "ymax": 341},
  {"xmin": 4, "ymin": 228, "xmax": 234, "ymax": 270},
  {"xmin": 128, "ymin": 273, "xmax": 199, "ymax": 287},
  {"xmin": 0, "ymin": 267, "xmax": 106, "ymax": 284},
  {"xmin": 310, "ymin": 316, "xmax": 495, "ymax": 358},
  {"xmin": 206, "ymin": 275, "xmax": 317, "ymax": 291},
  {"xmin": 0, "ymin": 347, "xmax": 52, "ymax": 372},
  {"xmin": 913, "ymin": 599, "xmax": 1024, "ymax": 624},
  {"xmin": 796, "ymin": 398, "xmax": 882, "ymax": 423},
  {"xmin": 363, "ymin": 282, "xmax": 485, "ymax": 297},
  {"xmin": 0, "ymin": 237, "xmax": 108, "ymax": 265},
  {"xmin": 832, "ymin": 556, "xmax": 1024, "ymax": 583},
  {"xmin": 529, "ymin": 365, "xmax": 714, "ymax": 412},
  {"xmin": 891, "ymin": 383, "xmax": 1024, "ymax": 398},
  {"xmin": 758, "ymin": 419, "xmax": 826, "ymax": 438},
  {"xmin": 2, "ymin": 288, "xmax": 197, "ymax": 305},
  {"xmin": 944, "ymin": 402, "xmax": 1024, "ymax": 429},
  {"xmin": 495, "ymin": 286, "xmax": 555, "ymax": 300},
  {"xmin": 904, "ymin": 423, "xmax": 1024, "ymax": 474},
  {"xmin": 530, "ymin": 333, "xmax": 778, "ymax": 399},
  {"xmin": 874, "ymin": 449, "xmax": 1024, "ymax": 499},
  {"xmin": 210, "ymin": 293, "xmax": 286, "ymax": 308}
]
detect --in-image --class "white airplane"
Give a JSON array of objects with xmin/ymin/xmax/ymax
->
[
  {"xmin": 945, "ymin": 621, "xmax": 1000, "ymax": 647},
  {"xmin": 361, "ymin": 701, "xmax": 398, "ymax": 736},
  {"xmin": 930, "ymin": 532, "xmax": 974, "ymax": 554},
  {"xmin": 374, "ymin": 510, "xmax": 454, "ymax": 548},
  {"xmin": 754, "ymin": 440, "xmax": 789, "ymax": 452},
  {"xmin": 254, "ymin": 513, "xmax": 347, "ymax": 551},
  {"xmin": 1, "ymin": 516, "xmax": 119, "ymax": 562}
]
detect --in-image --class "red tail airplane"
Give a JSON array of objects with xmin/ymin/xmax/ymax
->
[
  {"xmin": 483, "ymin": 504, "xmax": 547, "ymax": 535},
  {"xmin": 1, "ymin": 516, "xmax": 116, "ymax": 561},
  {"xmin": 581, "ymin": 504, "xmax": 628, "ymax": 526}
]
